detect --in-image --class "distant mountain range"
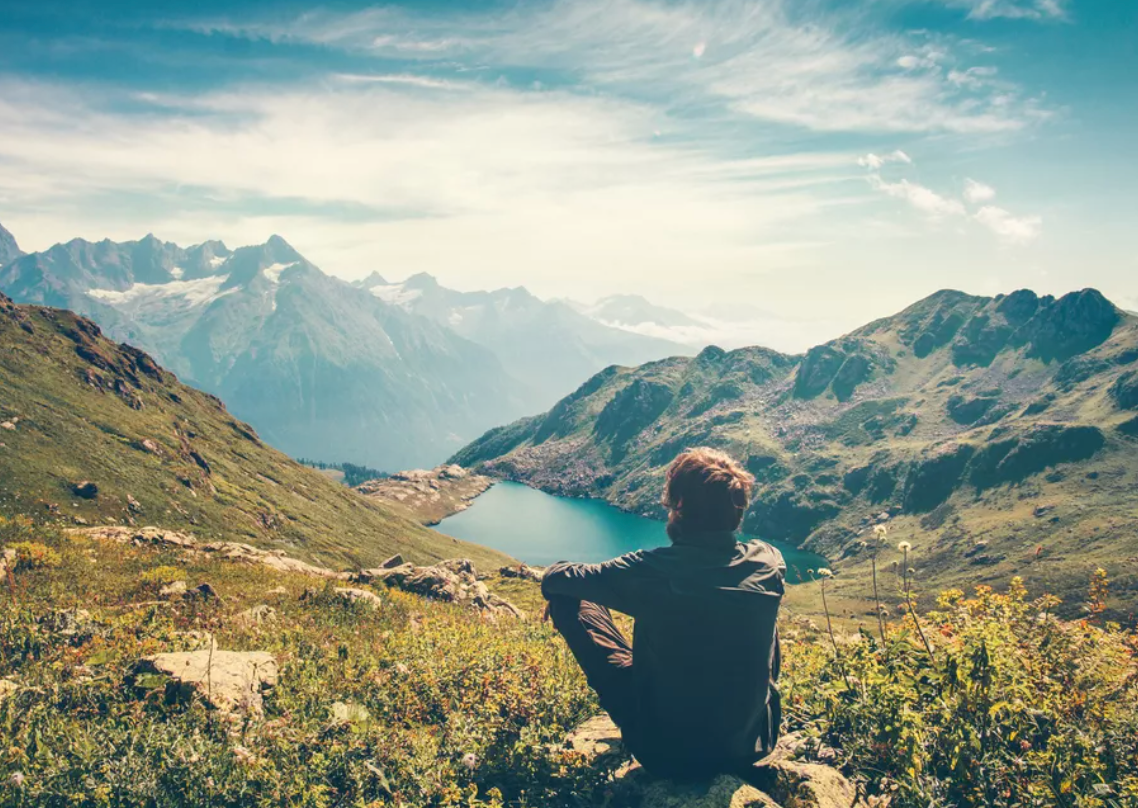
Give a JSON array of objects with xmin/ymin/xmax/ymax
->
[
  {"xmin": 0, "ymin": 224, "xmax": 687, "ymax": 469},
  {"xmin": 454, "ymin": 287, "xmax": 1138, "ymax": 614},
  {"xmin": 355, "ymin": 274, "xmax": 686, "ymax": 413}
]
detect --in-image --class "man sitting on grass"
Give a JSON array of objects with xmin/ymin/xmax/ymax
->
[{"xmin": 542, "ymin": 447, "xmax": 785, "ymax": 780}]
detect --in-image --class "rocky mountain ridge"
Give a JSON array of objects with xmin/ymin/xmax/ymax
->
[
  {"xmin": 454, "ymin": 287, "xmax": 1138, "ymax": 614},
  {"xmin": 355, "ymin": 272, "xmax": 687, "ymax": 412}
]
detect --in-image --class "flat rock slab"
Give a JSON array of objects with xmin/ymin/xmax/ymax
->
[
  {"xmin": 566, "ymin": 715, "xmax": 863, "ymax": 808},
  {"xmin": 136, "ymin": 650, "xmax": 278, "ymax": 715}
]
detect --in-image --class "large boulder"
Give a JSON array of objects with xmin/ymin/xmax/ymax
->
[
  {"xmin": 565, "ymin": 715, "xmax": 862, "ymax": 808},
  {"xmin": 134, "ymin": 650, "xmax": 278, "ymax": 715}
]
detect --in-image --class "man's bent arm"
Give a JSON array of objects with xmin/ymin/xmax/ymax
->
[{"xmin": 541, "ymin": 552, "xmax": 650, "ymax": 616}]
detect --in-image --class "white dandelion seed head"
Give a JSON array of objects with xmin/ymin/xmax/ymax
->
[
  {"xmin": 873, "ymin": 524, "xmax": 889, "ymax": 537},
  {"xmin": 898, "ymin": 541, "xmax": 912, "ymax": 552},
  {"xmin": 461, "ymin": 752, "xmax": 478, "ymax": 770},
  {"xmin": 9, "ymin": 772, "xmax": 25, "ymax": 788},
  {"xmin": 818, "ymin": 568, "xmax": 834, "ymax": 578}
]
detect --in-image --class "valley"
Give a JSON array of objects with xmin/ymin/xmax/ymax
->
[{"xmin": 453, "ymin": 288, "xmax": 1138, "ymax": 617}]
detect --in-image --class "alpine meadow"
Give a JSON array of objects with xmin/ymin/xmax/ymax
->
[{"xmin": 2, "ymin": 1, "xmax": 1138, "ymax": 807}]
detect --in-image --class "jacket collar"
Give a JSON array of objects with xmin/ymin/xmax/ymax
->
[{"xmin": 671, "ymin": 529, "xmax": 739, "ymax": 551}]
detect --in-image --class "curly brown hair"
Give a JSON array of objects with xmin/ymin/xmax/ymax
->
[{"xmin": 661, "ymin": 447, "xmax": 755, "ymax": 542}]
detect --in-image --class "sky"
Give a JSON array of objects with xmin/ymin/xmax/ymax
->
[{"xmin": 0, "ymin": 0, "xmax": 1135, "ymax": 344}]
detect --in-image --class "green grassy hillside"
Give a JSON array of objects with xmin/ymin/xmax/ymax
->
[
  {"xmin": 453, "ymin": 288, "xmax": 1138, "ymax": 616},
  {"xmin": 0, "ymin": 292, "xmax": 509, "ymax": 571},
  {"xmin": 4, "ymin": 511, "xmax": 1137, "ymax": 807}
]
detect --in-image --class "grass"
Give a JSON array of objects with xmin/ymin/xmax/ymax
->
[
  {"xmin": 0, "ymin": 518, "xmax": 611, "ymax": 807},
  {"xmin": 4, "ymin": 516, "xmax": 1138, "ymax": 807}
]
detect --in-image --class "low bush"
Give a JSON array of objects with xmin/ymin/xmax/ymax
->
[{"xmin": 782, "ymin": 575, "xmax": 1138, "ymax": 807}]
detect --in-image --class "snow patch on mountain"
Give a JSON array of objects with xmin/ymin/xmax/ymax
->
[
  {"xmin": 263, "ymin": 262, "xmax": 298, "ymax": 285},
  {"xmin": 368, "ymin": 282, "xmax": 423, "ymax": 309},
  {"xmin": 89, "ymin": 275, "xmax": 240, "ymax": 321},
  {"xmin": 89, "ymin": 276, "xmax": 234, "ymax": 309},
  {"xmin": 170, "ymin": 267, "xmax": 184, "ymax": 280}
]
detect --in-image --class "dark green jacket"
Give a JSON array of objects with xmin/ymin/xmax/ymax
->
[{"xmin": 542, "ymin": 533, "xmax": 785, "ymax": 777}]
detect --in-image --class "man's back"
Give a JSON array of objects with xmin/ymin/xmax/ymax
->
[{"xmin": 542, "ymin": 534, "xmax": 785, "ymax": 778}]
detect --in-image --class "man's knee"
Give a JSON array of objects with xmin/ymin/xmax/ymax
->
[{"xmin": 546, "ymin": 595, "xmax": 582, "ymax": 634}]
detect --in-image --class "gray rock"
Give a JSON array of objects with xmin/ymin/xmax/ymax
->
[
  {"xmin": 72, "ymin": 480, "xmax": 99, "ymax": 500},
  {"xmin": 159, "ymin": 580, "xmax": 188, "ymax": 599},
  {"xmin": 498, "ymin": 564, "xmax": 545, "ymax": 582},
  {"xmin": 334, "ymin": 587, "xmax": 385, "ymax": 608},
  {"xmin": 565, "ymin": 714, "xmax": 864, "ymax": 808},
  {"xmin": 234, "ymin": 604, "xmax": 277, "ymax": 627},
  {"xmin": 134, "ymin": 649, "xmax": 278, "ymax": 715}
]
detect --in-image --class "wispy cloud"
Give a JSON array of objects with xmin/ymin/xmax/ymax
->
[
  {"xmin": 938, "ymin": 0, "xmax": 1068, "ymax": 21},
  {"xmin": 869, "ymin": 175, "xmax": 966, "ymax": 217},
  {"xmin": 973, "ymin": 205, "xmax": 1042, "ymax": 242},
  {"xmin": 201, "ymin": 0, "xmax": 1050, "ymax": 135},
  {"xmin": 859, "ymin": 153, "xmax": 1040, "ymax": 242},
  {"xmin": 963, "ymin": 178, "xmax": 996, "ymax": 203}
]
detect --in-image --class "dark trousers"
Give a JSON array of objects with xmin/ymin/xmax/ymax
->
[{"xmin": 547, "ymin": 596, "xmax": 639, "ymax": 733}]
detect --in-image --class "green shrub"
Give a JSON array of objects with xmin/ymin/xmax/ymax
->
[
  {"xmin": 6, "ymin": 541, "xmax": 62, "ymax": 571},
  {"xmin": 783, "ymin": 575, "xmax": 1138, "ymax": 807}
]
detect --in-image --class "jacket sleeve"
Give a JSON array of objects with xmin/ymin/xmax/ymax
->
[{"xmin": 540, "ymin": 552, "xmax": 651, "ymax": 616}]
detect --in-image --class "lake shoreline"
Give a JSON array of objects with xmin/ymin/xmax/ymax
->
[{"xmin": 437, "ymin": 479, "xmax": 827, "ymax": 583}]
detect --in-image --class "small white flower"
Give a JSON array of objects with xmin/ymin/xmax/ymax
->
[
  {"xmin": 461, "ymin": 752, "xmax": 478, "ymax": 770},
  {"xmin": 9, "ymin": 772, "xmax": 25, "ymax": 788},
  {"xmin": 873, "ymin": 524, "xmax": 889, "ymax": 537},
  {"xmin": 897, "ymin": 541, "xmax": 912, "ymax": 553},
  {"xmin": 817, "ymin": 568, "xmax": 834, "ymax": 579}
]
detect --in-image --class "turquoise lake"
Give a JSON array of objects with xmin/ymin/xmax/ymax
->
[{"xmin": 438, "ymin": 481, "xmax": 825, "ymax": 585}]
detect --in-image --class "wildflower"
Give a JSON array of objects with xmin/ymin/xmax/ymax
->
[
  {"xmin": 873, "ymin": 524, "xmax": 888, "ymax": 538},
  {"xmin": 9, "ymin": 772, "xmax": 25, "ymax": 788},
  {"xmin": 460, "ymin": 752, "xmax": 478, "ymax": 771},
  {"xmin": 817, "ymin": 568, "xmax": 834, "ymax": 578},
  {"xmin": 897, "ymin": 541, "xmax": 912, "ymax": 553}
]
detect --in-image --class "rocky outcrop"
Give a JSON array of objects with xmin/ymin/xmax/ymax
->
[
  {"xmin": 498, "ymin": 563, "xmax": 545, "ymax": 582},
  {"xmin": 1112, "ymin": 372, "xmax": 1138, "ymax": 411},
  {"xmin": 71, "ymin": 525, "xmax": 524, "ymax": 618},
  {"xmin": 355, "ymin": 464, "xmax": 492, "ymax": 525},
  {"xmin": 595, "ymin": 379, "xmax": 675, "ymax": 447},
  {"xmin": 68, "ymin": 526, "xmax": 350, "ymax": 579},
  {"xmin": 970, "ymin": 424, "xmax": 1105, "ymax": 490},
  {"xmin": 354, "ymin": 559, "xmax": 524, "ymax": 619},
  {"xmin": 564, "ymin": 715, "xmax": 863, "ymax": 808},
  {"xmin": 133, "ymin": 650, "xmax": 278, "ymax": 715},
  {"xmin": 902, "ymin": 444, "xmax": 975, "ymax": 513}
]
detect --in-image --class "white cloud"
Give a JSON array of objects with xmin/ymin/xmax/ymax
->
[
  {"xmin": 940, "ymin": 0, "xmax": 1068, "ymax": 21},
  {"xmin": 859, "ymin": 153, "xmax": 1039, "ymax": 242},
  {"xmin": 858, "ymin": 150, "xmax": 912, "ymax": 170},
  {"xmin": 869, "ymin": 176, "xmax": 967, "ymax": 218},
  {"xmin": 963, "ymin": 178, "xmax": 997, "ymax": 203},
  {"xmin": 973, "ymin": 205, "xmax": 1042, "ymax": 243},
  {"xmin": 208, "ymin": 0, "xmax": 1049, "ymax": 136}
]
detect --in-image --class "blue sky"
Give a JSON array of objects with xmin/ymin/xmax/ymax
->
[{"xmin": 0, "ymin": 0, "xmax": 1135, "ymax": 343}]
